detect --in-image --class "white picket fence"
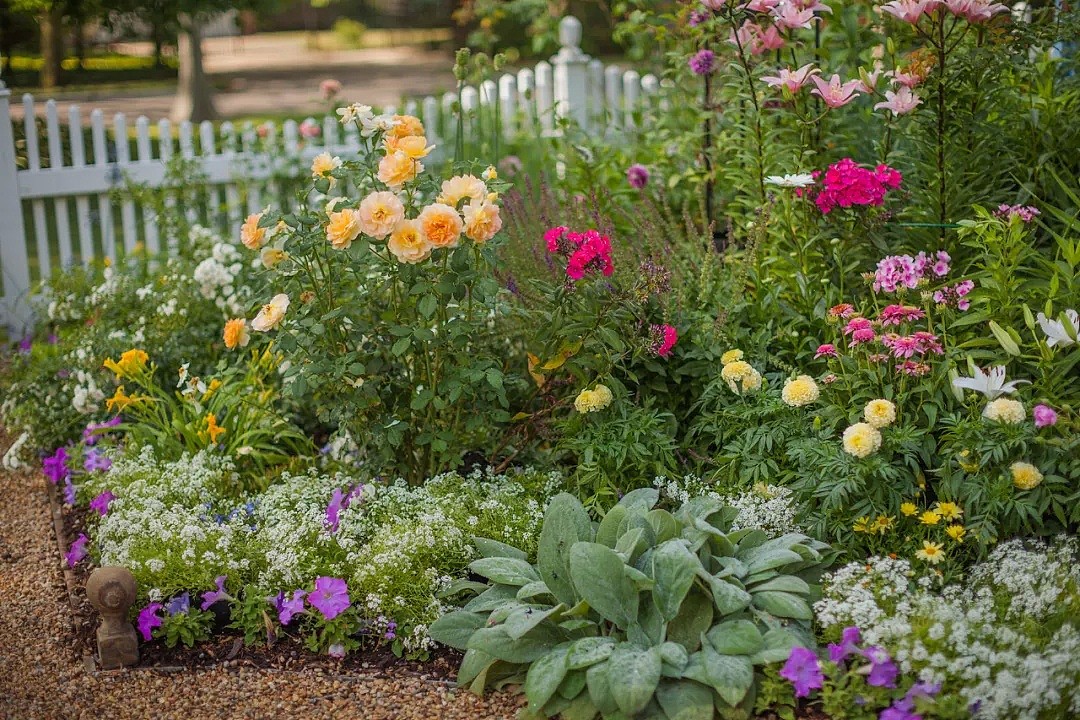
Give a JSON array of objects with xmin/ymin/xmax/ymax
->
[{"xmin": 0, "ymin": 16, "xmax": 664, "ymax": 333}]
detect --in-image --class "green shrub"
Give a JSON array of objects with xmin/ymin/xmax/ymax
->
[{"xmin": 332, "ymin": 18, "xmax": 367, "ymax": 49}]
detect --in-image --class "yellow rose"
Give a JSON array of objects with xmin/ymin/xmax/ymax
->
[
  {"xmin": 377, "ymin": 150, "xmax": 421, "ymax": 188},
  {"xmin": 326, "ymin": 208, "xmax": 362, "ymax": 250},
  {"xmin": 387, "ymin": 219, "xmax": 433, "ymax": 264},
  {"xmin": 358, "ymin": 191, "xmax": 405, "ymax": 240},
  {"xmin": 241, "ymin": 212, "xmax": 267, "ymax": 250},
  {"xmin": 223, "ymin": 318, "xmax": 250, "ymax": 350},
  {"xmin": 252, "ymin": 293, "xmax": 290, "ymax": 332},
  {"xmin": 311, "ymin": 152, "xmax": 342, "ymax": 182},
  {"xmin": 982, "ymin": 398, "xmax": 1025, "ymax": 424},
  {"xmin": 1010, "ymin": 461, "xmax": 1043, "ymax": 490},
  {"xmin": 841, "ymin": 422, "xmax": 882, "ymax": 458},
  {"xmin": 720, "ymin": 349, "xmax": 744, "ymax": 365},
  {"xmin": 781, "ymin": 375, "xmax": 819, "ymax": 407},
  {"xmin": 462, "ymin": 199, "xmax": 503, "ymax": 244},
  {"xmin": 863, "ymin": 399, "xmax": 897, "ymax": 428},
  {"xmin": 385, "ymin": 135, "xmax": 434, "ymax": 160},
  {"xmin": 437, "ymin": 174, "xmax": 487, "ymax": 207},
  {"xmin": 386, "ymin": 114, "xmax": 424, "ymax": 140},
  {"xmin": 418, "ymin": 203, "xmax": 463, "ymax": 249}
]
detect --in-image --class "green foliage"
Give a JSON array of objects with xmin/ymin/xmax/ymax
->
[
  {"xmin": 331, "ymin": 18, "xmax": 367, "ymax": 48},
  {"xmin": 430, "ymin": 491, "xmax": 833, "ymax": 719},
  {"xmin": 159, "ymin": 606, "xmax": 215, "ymax": 648}
]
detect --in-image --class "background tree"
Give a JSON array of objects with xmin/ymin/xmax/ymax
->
[{"xmin": 10, "ymin": 0, "xmax": 64, "ymax": 89}]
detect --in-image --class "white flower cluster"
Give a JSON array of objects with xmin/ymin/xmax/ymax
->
[
  {"xmin": 69, "ymin": 370, "xmax": 106, "ymax": 414},
  {"xmin": 192, "ymin": 237, "xmax": 248, "ymax": 315},
  {"xmin": 815, "ymin": 538, "xmax": 1080, "ymax": 719},
  {"xmin": 1, "ymin": 431, "xmax": 31, "ymax": 471},
  {"xmin": 653, "ymin": 475, "xmax": 802, "ymax": 536}
]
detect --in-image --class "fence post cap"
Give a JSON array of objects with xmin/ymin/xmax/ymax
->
[{"xmin": 555, "ymin": 17, "xmax": 587, "ymax": 62}]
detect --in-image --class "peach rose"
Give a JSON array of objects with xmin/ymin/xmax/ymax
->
[
  {"xmin": 223, "ymin": 318, "xmax": 250, "ymax": 349},
  {"xmin": 385, "ymin": 135, "xmax": 434, "ymax": 160},
  {"xmin": 387, "ymin": 219, "xmax": 433, "ymax": 264},
  {"xmin": 418, "ymin": 203, "xmax": 463, "ymax": 249},
  {"xmin": 377, "ymin": 150, "xmax": 421, "ymax": 188},
  {"xmin": 311, "ymin": 152, "xmax": 342, "ymax": 182},
  {"xmin": 240, "ymin": 212, "xmax": 267, "ymax": 250},
  {"xmin": 251, "ymin": 294, "xmax": 289, "ymax": 332},
  {"xmin": 437, "ymin": 175, "xmax": 486, "ymax": 207},
  {"xmin": 462, "ymin": 199, "xmax": 502, "ymax": 244},
  {"xmin": 387, "ymin": 114, "xmax": 424, "ymax": 140},
  {"xmin": 326, "ymin": 208, "xmax": 362, "ymax": 250},
  {"xmin": 358, "ymin": 191, "xmax": 405, "ymax": 240}
]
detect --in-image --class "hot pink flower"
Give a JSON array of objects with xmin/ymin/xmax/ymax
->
[
  {"xmin": 810, "ymin": 74, "xmax": 863, "ymax": 109},
  {"xmin": 814, "ymin": 343, "xmax": 839, "ymax": 359},
  {"xmin": 650, "ymin": 324, "xmax": 678, "ymax": 357},
  {"xmin": 566, "ymin": 230, "xmax": 615, "ymax": 280},
  {"xmin": 1033, "ymin": 404, "xmax": 1058, "ymax": 428},
  {"xmin": 879, "ymin": 304, "xmax": 925, "ymax": 325},
  {"xmin": 814, "ymin": 159, "xmax": 901, "ymax": 213},
  {"xmin": 829, "ymin": 303, "xmax": 855, "ymax": 319},
  {"xmin": 763, "ymin": 64, "xmax": 820, "ymax": 93},
  {"xmin": 874, "ymin": 87, "xmax": 923, "ymax": 116}
]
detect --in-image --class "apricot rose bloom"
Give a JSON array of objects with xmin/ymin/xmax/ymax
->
[
  {"xmin": 418, "ymin": 203, "xmax": 463, "ymax": 249},
  {"xmin": 386, "ymin": 114, "xmax": 424, "ymax": 140},
  {"xmin": 385, "ymin": 135, "xmax": 434, "ymax": 160},
  {"xmin": 462, "ymin": 199, "xmax": 503, "ymax": 243},
  {"xmin": 387, "ymin": 219, "xmax": 433, "ymax": 264},
  {"xmin": 241, "ymin": 212, "xmax": 267, "ymax": 250},
  {"xmin": 223, "ymin": 318, "xmax": 250, "ymax": 349},
  {"xmin": 358, "ymin": 191, "xmax": 405, "ymax": 240},
  {"xmin": 377, "ymin": 150, "xmax": 421, "ymax": 188},
  {"xmin": 437, "ymin": 175, "xmax": 487, "ymax": 207},
  {"xmin": 252, "ymin": 294, "xmax": 290, "ymax": 332},
  {"xmin": 311, "ymin": 152, "xmax": 342, "ymax": 182},
  {"xmin": 326, "ymin": 208, "xmax": 363, "ymax": 249}
]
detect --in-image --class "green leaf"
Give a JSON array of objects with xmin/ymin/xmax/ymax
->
[
  {"xmin": 705, "ymin": 620, "xmax": 763, "ymax": 656},
  {"xmin": 667, "ymin": 589, "xmax": 713, "ymax": 652},
  {"xmin": 567, "ymin": 637, "xmax": 617, "ymax": 670},
  {"xmin": 561, "ymin": 693, "xmax": 599, "ymax": 720},
  {"xmin": 464, "ymin": 584, "xmax": 518, "ymax": 613},
  {"xmin": 750, "ymin": 628, "xmax": 801, "ymax": 664},
  {"xmin": 752, "ymin": 591, "xmax": 812, "ymax": 620},
  {"xmin": 466, "ymin": 625, "xmax": 560, "ymax": 664},
  {"xmin": 743, "ymin": 547, "xmax": 804, "ymax": 575},
  {"xmin": 683, "ymin": 648, "xmax": 753, "ymax": 706},
  {"xmin": 418, "ymin": 294, "xmax": 438, "ymax": 319},
  {"xmin": 596, "ymin": 505, "xmax": 629, "ymax": 548},
  {"xmin": 647, "ymin": 509, "xmax": 679, "ymax": 543},
  {"xmin": 618, "ymin": 487, "xmax": 659, "ymax": 511},
  {"xmin": 705, "ymin": 576, "xmax": 752, "ymax": 615},
  {"xmin": 538, "ymin": 493, "xmax": 594, "ymax": 607},
  {"xmin": 569, "ymin": 542, "xmax": 639, "ymax": 627},
  {"xmin": 391, "ymin": 336, "xmax": 411, "ymax": 356},
  {"xmin": 525, "ymin": 645, "xmax": 570, "ymax": 714},
  {"xmin": 586, "ymin": 662, "xmax": 618, "ymax": 716},
  {"xmin": 656, "ymin": 679, "xmax": 714, "ymax": 720},
  {"xmin": 457, "ymin": 648, "xmax": 497, "ymax": 687},
  {"xmin": 517, "ymin": 580, "xmax": 554, "ymax": 601},
  {"xmin": 504, "ymin": 604, "xmax": 565, "ymax": 640},
  {"xmin": 428, "ymin": 611, "xmax": 486, "ymax": 650},
  {"xmin": 607, "ymin": 644, "xmax": 662, "ymax": 716},
  {"xmin": 747, "ymin": 576, "xmax": 809, "ymax": 595},
  {"xmin": 473, "ymin": 536, "xmax": 528, "ymax": 561},
  {"xmin": 469, "ymin": 557, "xmax": 540, "ymax": 586},
  {"xmin": 651, "ymin": 540, "xmax": 701, "ymax": 621}
]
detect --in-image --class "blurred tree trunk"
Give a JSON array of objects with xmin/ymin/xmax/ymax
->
[
  {"xmin": 38, "ymin": 3, "xmax": 63, "ymax": 89},
  {"xmin": 170, "ymin": 13, "xmax": 216, "ymax": 122}
]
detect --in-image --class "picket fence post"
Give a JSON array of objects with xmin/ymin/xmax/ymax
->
[
  {"xmin": 552, "ymin": 16, "xmax": 589, "ymax": 130},
  {"xmin": 0, "ymin": 77, "xmax": 33, "ymax": 334}
]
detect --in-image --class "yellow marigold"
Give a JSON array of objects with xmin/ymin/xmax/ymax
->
[
  {"xmin": 104, "ymin": 348, "xmax": 149, "ymax": 379},
  {"xmin": 358, "ymin": 191, "xmax": 405, "ymax": 240},
  {"xmin": 983, "ymin": 398, "xmax": 1025, "ymax": 424},
  {"xmin": 841, "ymin": 422, "xmax": 882, "ymax": 458},
  {"xmin": 574, "ymin": 385, "xmax": 612, "ymax": 413},
  {"xmin": 781, "ymin": 375, "xmax": 819, "ymax": 407},
  {"xmin": 252, "ymin": 293, "xmax": 290, "ymax": 332},
  {"xmin": 326, "ymin": 208, "xmax": 363, "ymax": 250},
  {"xmin": 863, "ymin": 399, "xmax": 897, "ymax": 428},
  {"xmin": 592, "ymin": 384, "xmax": 613, "ymax": 408},
  {"xmin": 934, "ymin": 501, "xmax": 963, "ymax": 521},
  {"xmin": 418, "ymin": 203, "xmax": 463, "ymax": 249},
  {"xmin": 386, "ymin": 114, "xmax": 424, "ymax": 140},
  {"xmin": 437, "ymin": 175, "xmax": 487, "ymax": 207},
  {"xmin": 385, "ymin": 135, "xmax": 434, "ymax": 160},
  {"xmin": 310, "ymin": 152, "xmax": 342, "ymax": 182},
  {"xmin": 223, "ymin": 318, "xmax": 250, "ymax": 350},
  {"xmin": 241, "ymin": 212, "xmax": 267, "ymax": 250},
  {"xmin": 945, "ymin": 524, "xmax": 966, "ymax": 543},
  {"xmin": 915, "ymin": 540, "xmax": 945, "ymax": 564},
  {"xmin": 720, "ymin": 360, "xmax": 761, "ymax": 395},
  {"xmin": 462, "ymin": 199, "xmax": 503, "ymax": 244},
  {"xmin": 387, "ymin": 219, "xmax": 432, "ymax": 264},
  {"xmin": 720, "ymin": 349, "xmax": 744, "ymax": 365},
  {"xmin": 900, "ymin": 502, "xmax": 918, "ymax": 517},
  {"xmin": 1010, "ymin": 461, "xmax": 1043, "ymax": 490},
  {"xmin": 852, "ymin": 516, "xmax": 871, "ymax": 533},
  {"xmin": 920, "ymin": 510, "xmax": 941, "ymax": 526},
  {"xmin": 377, "ymin": 150, "xmax": 420, "ymax": 188}
]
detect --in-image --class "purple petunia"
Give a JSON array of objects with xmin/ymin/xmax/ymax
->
[
  {"xmin": 83, "ymin": 416, "xmax": 122, "ymax": 446},
  {"xmin": 165, "ymin": 592, "xmax": 191, "ymax": 616},
  {"xmin": 276, "ymin": 589, "xmax": 307, "ymax": 626},
  {"xmin": 325, "ymin": 488, "xmax": 346, "ymax": 533},
  {"xmin": 84, "ymin": 449, "xmax": 112, "ymax": 473},
  {"xmin": 137, "ymin": 603, "xmax": 164, "ymax": 641},
  {"xmin": 18, "ymin": 336, "xmax": 32, "ymax": 353},
  {"xmin": 42, "ymin": 447, "xmax": 70, "ymax": 484},
  {"xmin": 863, "ymin": 646, "xmax": 899, "ymax": 688},
  {"xmin": 200, "ymin": 575, "xmax": 232, "ymax": 610},
  {"xmin": 308, "ymin": 577, "xmax": 350, "ymax": 621},
  {"xmin": 63, "ymin": 477, "xmax": 77, "ymax": 506},
  {"xmin": 65, "ymin": 533, "xmax": 89, "ymax": 567},
  {"xmin": 779, "ymin": 646, "xmax": 824, "ymax": 698},
  {"xmin": 828, "ymin": 625, "xmax": 862, "ymax": 664},
  {"xmin": 385, "ymin": 620, "xmax": 398, "ymax": 641},
  {"xmin": 688, "ymin": 49, "xmax": 716, "ymax": 76},
  {"xmin": 89, "ymin": 490, "xmax": 116, "ymax": 516},
  {"xmin": 626, "ymin": 164, "xmax": 650, "ymax": 189}
]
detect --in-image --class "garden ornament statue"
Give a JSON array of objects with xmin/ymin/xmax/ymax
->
[{"xmin": 86, "ymin": 567, "xmax": 140, "ymax": 669}]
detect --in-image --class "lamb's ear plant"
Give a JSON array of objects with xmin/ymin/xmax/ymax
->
[{"xmin": 430, "ymin": 490, "xmax": 833, "ymax": 720}]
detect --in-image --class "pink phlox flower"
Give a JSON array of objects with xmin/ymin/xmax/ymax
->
[
  {"xmin": 879, "ymin": 304, "xmax": 925, "ymax": 326},
  {"xmin": 763, "ymin": 64, "xmax": 820, "ymax": 93},
  {"xmin": 993, "ymin": 204, "xmax": 1040, "ymax": 223},
  {"xmin": 874, "ymin": 87, "xmax": 923, "ymax": 116},
  {"xmin": 814, "ymin": 343, "xmax": 839, "ymax": 359},
  {"xmin": 137, "ymin": 603, "xmax": 164, "ymax": 642},
  {"xmin": 566, "ymin": 231, "xmax": 614, "ymax": 281},
  {"xmin": 544, "ymin": 226, "xmax": 570, "ymax": 253},
  {"xmin": 309, "ymin": 576, "xmax": 351, "ymax": 620}
]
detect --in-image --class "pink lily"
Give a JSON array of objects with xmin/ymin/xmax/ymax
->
[
  {"xmin": 728, "ymin": 21, "xmax": 756, "ymax": 49},
  {"xmin": 794, "ymin": 0, "xmax": 832, "ymax": 11},
  {"xmin": 810, "ymin": 74, "xmax": 863, "ymax": 108},
  {"xmin": 762, "ymin": 64, "xmax": 820, "ymax": 93},
  {"xmin": 874, "ymin": 87, "xmax": 922, "ymax": 116},
  {"xmin": 772, "ymin": 1, "xmax": 817, "ymax": 29},
  {"xmin": 742, "ymin": 0, "xmax": 781, "ymax": 11},
  {"xmin": 880, "ymin": 0, "xmax": 936, "ymax": 23},
  {"xmin": 943, "ymin": 0, "xmax": 1008, "ymax": 22},
  {"xmin": 753, "ymin": 24, "xmax": 786, "ymax": 54},
  {"xmin": 887, "ymin": 69, "xmax": 924, "ymax": 88},
  {"xmin": 858, "ymin": 68, "xmax": 883, "ymax": 93}
]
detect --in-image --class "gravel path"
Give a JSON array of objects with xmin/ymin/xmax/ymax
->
[{"xmin": 0, "ymin": 466, "xmax": 524, "ymax": 720}]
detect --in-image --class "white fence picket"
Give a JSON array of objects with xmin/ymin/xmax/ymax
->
[
  {"xmin": 68, "ymin": 105, "xmax": 94, "ymax": 265},
  {"xmin": 45, "ymin": 100, "xmax": 75, "ymax": 270},
  {"xmin": 90, "ymin": 109, "xmax": 116, "ymax": 263},
  {"xmin": 113, "ymin": 113, "xmax": 138, "ymax": 255},
  {"xmin": 23, "ymin": 95, "xmax": 51, "ymax": 282},
  {"xmin": 138, "ymin": 116, "xmax": 160, "ymax": 254}
]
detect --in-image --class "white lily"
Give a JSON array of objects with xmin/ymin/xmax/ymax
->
[
  {"xmin": 952, "ymin": 365, "xmax": 1029, "ymax": 399},
  {"xmin": 1036, "ymin": 309, "xmax": 1078, "ymax": 347}
]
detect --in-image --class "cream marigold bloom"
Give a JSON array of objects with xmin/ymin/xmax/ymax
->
[
  {"xmin": 387, "ymin": 219, "xmax": 432, "ymax": 264},
  {"xmin": 592, "ymin": 384, "xmax": 613, "ymax": 408},
  {"xmin": 326, "ymin": 208, "xmax": 363, "ymax": 250},
  {"xmin": 864, "ymin": 399, "xmax": 897, "ymax": 428},
  {"xmin": 720, "ymin": 360, "xmax": 761, "ymax": 395},
  {"xmin": 462, "ymin": 199, "xmax": 503, "ymax": 244},
  {"xmin": 386, "ymin": 114, "xmax": 424, "ymax": 140},
  {"xmin": 385, "ymin": 135, "xmax": 434, "ymax": 160},
  {"xmin": 842, "ymin": 422, "xmax": 882, "ymax": 458},
  {"xmin": 358, "ymin": 191, "xmax": 405, "ymax": 240},
  {"xmin": 781, "ymin": 375, "xmax": 819, "ymax": 407},
  {"xmin": 437, "ymin": 174, "xmax": 487, "ymax": 207},
  {"xmin": 982, "ymin": 397, "xmax": 1025, "ymax": 424},
  {"xmin": 240, "ymin": 212, "xmax": 267, "ymax": 250},
  {"xmin": 377, "ymin": 150, "xmax": 421, "ymax": 188},
  {"xmin": 223, "ymin": 318, "xmax": 250, "ymax": 349},
  {"xmin": 720, "ymin": 349, "xmax": 744, "ymax": 365},
  {"xmin": 418, "ymin": 203, "xmax": 463, "ymax": 249},
  {"xmin": 916, "ymin": 540, "xmax": 945, "ymax": 564},
  {"xmin": 252, "ymin": 293, "xmax": 289, "ymax": 332},
  {"xmin": 311, "ymin": 152, "xmax": 342, "ymax": 182},
  {"xmin": 574, "ymin": 385, "xmax": 613, "ymax": 413},
  {"xmin": 1010, "ymin": 461, "xmax": 1043, "ymax": 490}
]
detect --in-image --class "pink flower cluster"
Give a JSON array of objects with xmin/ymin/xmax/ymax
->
[
  {"xmin": 809, "ymin": 159, "xmax": 902, "ymax": 214},
  {"xmin": 881, "ymin": 0, "xmax": 1009, "ymax": 25},
  {"xmin": 545, "ymin": 227, "xmax": 615, "ymax": 281},
  {"xmin": 993, "ymin": 204, "xmax": 1040, "ymax": 223},
  {"xmin": 878, "ymin": 304, "xmax": 925, "ymax": 326},
  {"xmin": 932, "ymin": 279, "xmax": 975, "ymax": 310},
  {"xmin": 881, "ymin": 331, "xmax": 943, "ymax": 359},
  {"xmin": 872, "ymin": 250, "xmax": 950, "ymax": 293},
  {"xmin": 843, "ymin": 317, "xmax": 877, "ymax": 347},
  {"xmin": 649, "ymin": 324, "xmax": 679, "ymax": 357}
]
